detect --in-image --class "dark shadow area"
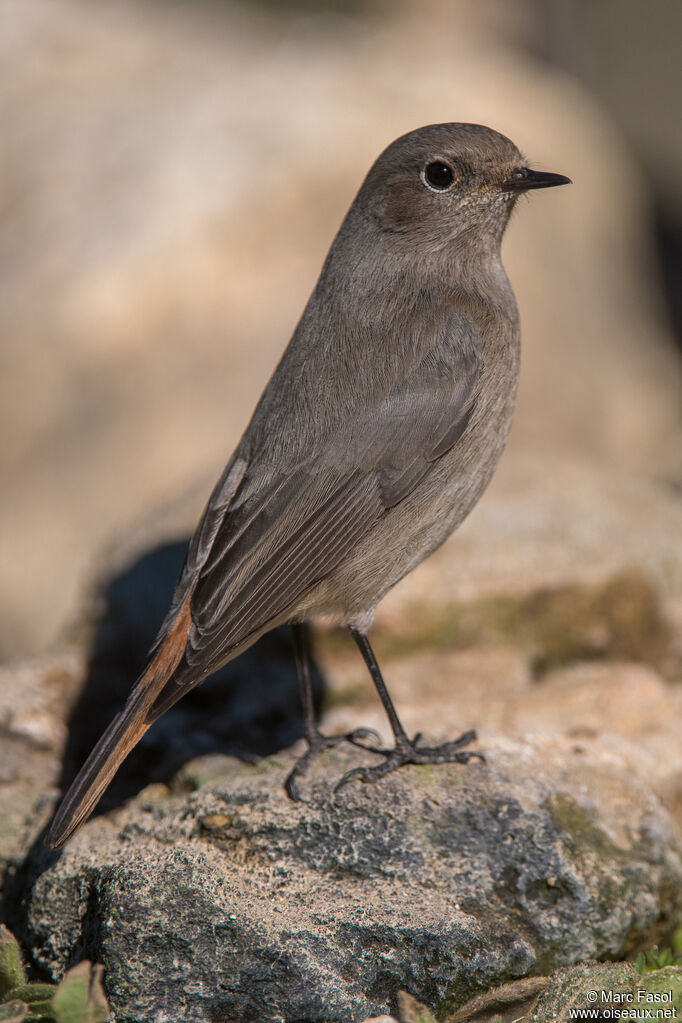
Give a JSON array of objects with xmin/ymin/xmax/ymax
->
[
  {"xmin": 653, "ymin": 205, "xmax": 682, "ymax": 358},
  {"xmin": 0, "ymin": 832, "xmax": 64, "ymax": 980},
  {"xmin": 58, "ymin": 538, "xmax": 324, "ymax": 817}
]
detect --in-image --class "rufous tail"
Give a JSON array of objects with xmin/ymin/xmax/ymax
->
[{"xmin": 45, "ymin": 601, "xmax": 192, "ymax": 849}]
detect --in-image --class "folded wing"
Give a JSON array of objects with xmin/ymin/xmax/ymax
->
[{"xmin": 152, "ymin": 319, "xmax": 482, "ymax": 714}]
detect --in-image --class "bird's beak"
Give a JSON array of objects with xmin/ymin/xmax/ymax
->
[{"xmin": 502, "ymin": 168, "xmax": 572, "ymax": 191}]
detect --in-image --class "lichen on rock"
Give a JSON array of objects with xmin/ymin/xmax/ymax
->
[{"xmin": 17, "ymin": 736, "xmax": 682, "ymax": 1023}]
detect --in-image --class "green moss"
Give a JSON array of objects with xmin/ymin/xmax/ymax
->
[
  {"xmin": 317, "ymin": 570, "xmax": 675, "ymax": 680},
  {"xmin": 321, "ymin": 681, "xmax": 369, "ymax": 711},
  {"xmin": 546, "ymin": 793, "xmax": 620, "ymax": 859},
  {"xmin": 638, "ymin": 966, "xmax": 682, "ymax": 1011}
]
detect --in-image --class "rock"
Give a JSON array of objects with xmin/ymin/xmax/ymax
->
[
  {"xmin": 319, "ymin": 653, "xmax": 682, "ymax": 863},
  {"xmin": 18, "ymin": 736, "xmax": 682, "ymax": 1023},
  {"xmin": 0, "ymin": 650, "xmax": 84, "ymax": 879},
  {"xmin": 368, "ymin": 962, "xmax": 682, "ymax": 1023},
  {"xmin": 2, "ymin": 529, "xmax": 681, "ymax": 1017},
  {"xmin": 529, "ymin": 962, "xmax": 682, "ymax": 1023},
  {"xmin": 376, "ymin": 448, "xmax": 682, "ymax": 624},
  {"xmin": 443, "ymin": 975, "xmax": 551, "ymax": 1023}
]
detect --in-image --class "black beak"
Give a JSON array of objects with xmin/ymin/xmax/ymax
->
[{"xmin": 502, "ymin": 167, "xmax": 572, "ymax": 191}]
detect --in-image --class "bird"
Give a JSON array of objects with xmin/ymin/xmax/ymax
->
[{"xmin": 45, "ymin": 123, "xmax": 570, "ymax": 849}]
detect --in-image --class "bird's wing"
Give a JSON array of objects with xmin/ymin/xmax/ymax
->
[
  {"xmin": 154, "ymin": 319, "xmax": 482, "ymax": 709},
  {"xmin": 44, "ymin": 313, "xmax": 481, "ymax": 848}
]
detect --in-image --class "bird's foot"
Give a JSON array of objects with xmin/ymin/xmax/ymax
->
[
  {"xmin": 334, "ymin": 729, "xmax": 484, "ymax": 792},
  {"xmin": 285, "ymin": 727, "xmax": 381, "ymax": 800}
]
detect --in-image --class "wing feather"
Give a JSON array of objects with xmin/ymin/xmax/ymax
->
[{"xmin": 151, "ymin": 309, "xmax": 482, "ymax": 713}]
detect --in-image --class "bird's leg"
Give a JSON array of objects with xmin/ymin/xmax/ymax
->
[
  {"xmin": 284, "ymin": 622, "xmax": 380, "ymax": 800},
  {"xmin": 291, "ymin": 621, "xmax": 321, "ymax": 748},
  {"xmin": 334, "ymin": 627, "xmax": 484, "ymax": 792}
]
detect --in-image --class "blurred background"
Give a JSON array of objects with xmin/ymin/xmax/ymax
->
[{"xmin": 1, "ymin": 0, "xmax": 681, "ymax": 661}]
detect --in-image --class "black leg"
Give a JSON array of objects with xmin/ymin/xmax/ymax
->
[
  {"xmin": 334, "ymin": 627, "xmax": 484, "ymax": 793},
  {"xmin": 349, "ymin": 626, "xmax": 410, "ymax": 744},
  {"xmin": 291, "ymin": 622, "xmax": 320, "ymax": 746},
  {"xmin": 284, "ymin": 623, "xmax": 380, "ymax": 801}
]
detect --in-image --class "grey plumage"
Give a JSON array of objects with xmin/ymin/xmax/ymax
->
[{"xmin": 46, "ymin": 123, "xmax": 570, "ymax": 848}]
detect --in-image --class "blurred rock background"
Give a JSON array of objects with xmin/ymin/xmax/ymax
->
[{"xmin": 0, "ymin": 0, "xmax": 681, "ymax": 660}]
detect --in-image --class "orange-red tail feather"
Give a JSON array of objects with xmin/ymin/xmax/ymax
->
[{"xmin": 45, "ymin": 601, "xmax": 193, "ymax": 849}]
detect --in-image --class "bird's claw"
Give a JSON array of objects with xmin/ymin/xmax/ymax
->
[
  {"xmin": 285, "ymin": 726, "xmax": 383, "ymax": 801},
  {"xmin": 333, "ymin": 729, "xmax": 484, "ymax": 794},
  {"xmin": 345, "ymin": 726, "xmax": 383, "ymax": 748}
]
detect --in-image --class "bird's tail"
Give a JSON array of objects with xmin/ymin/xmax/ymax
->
[{"xmin": 45, "ymin": 601, "xmax": 193, "ymax": 849}]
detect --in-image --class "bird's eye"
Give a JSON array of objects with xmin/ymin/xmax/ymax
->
[
  {"xmin": 423, "ymin": 161, "xmax": 455, "ymax": 191},
  {"xmin": 510, "ymin": 168, "xmax": 529, "ymax": 182}
]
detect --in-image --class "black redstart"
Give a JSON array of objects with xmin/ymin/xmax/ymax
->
[{"xmin": 46, "ymin": 123, "xmax": 570, "ymax": 848}]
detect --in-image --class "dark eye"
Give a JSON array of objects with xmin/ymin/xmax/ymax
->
[{"xmin": 424, "ymin": 161, "xmax": 455, "ymax": 190}]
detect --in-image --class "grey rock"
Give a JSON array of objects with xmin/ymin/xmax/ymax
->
[
  {"xmin": 445, "ymin": 962, "xmax": 640, "ymax": 1023},
  {"xmin": 21, "ymin": 739, "xmax": 682, "ymax": 1023},
  {"xmin": 360, "ymin": 961, "xmax": 682, "ymax": 1023},
  {"xmin": 528, "ymin": 962, "xmax": 682, "ymax": 1023},
  {"xmin": 0, "ymin": 649, "xmax": 84, "ymax": 883}
]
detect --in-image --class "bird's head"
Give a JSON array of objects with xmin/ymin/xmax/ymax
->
[{"xmin": 356, "ymin": 122, "xmax": 570, "ymax": 255}]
